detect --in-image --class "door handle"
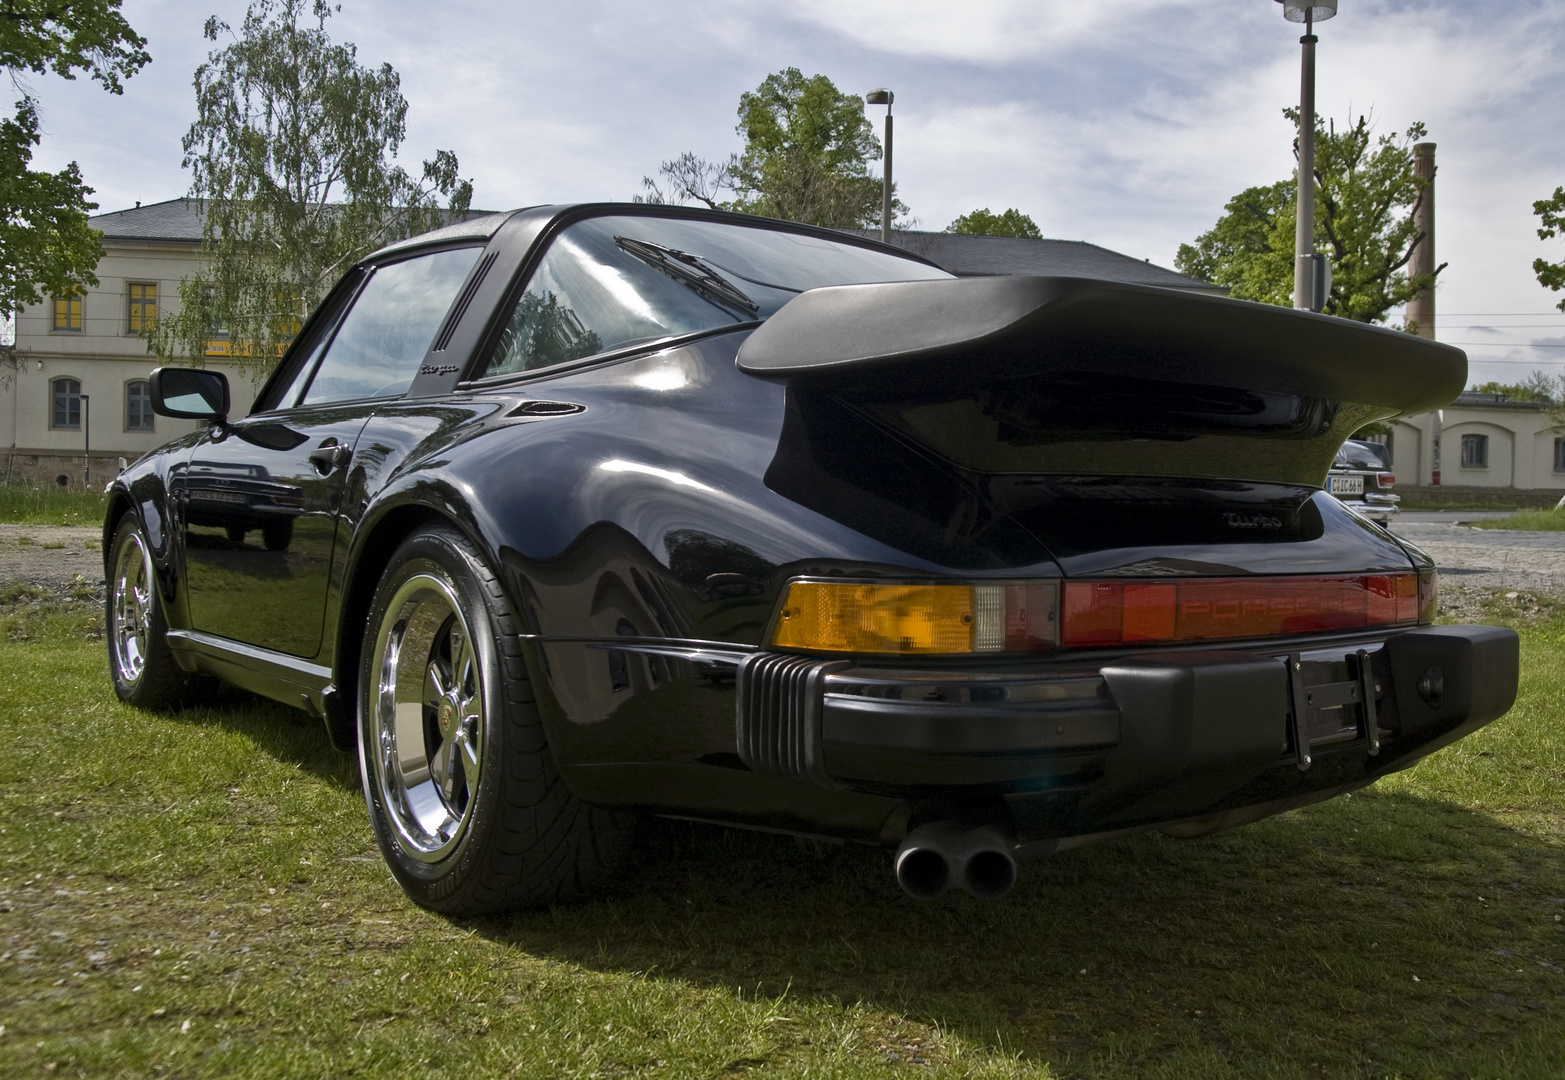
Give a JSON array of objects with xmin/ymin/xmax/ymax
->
[{"xmin": 308, "ymin": 442, "xmax": 352, "ymax": 476}]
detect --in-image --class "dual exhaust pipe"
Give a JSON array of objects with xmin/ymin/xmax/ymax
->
[{"xmin": 894, "ymin": 823, "xmax": 1018, "ymax": 900}]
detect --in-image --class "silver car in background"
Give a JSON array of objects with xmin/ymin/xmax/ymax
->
[{"xmin": 1328, "ymin": 438, "xmax": 1399, "ymax": 523}]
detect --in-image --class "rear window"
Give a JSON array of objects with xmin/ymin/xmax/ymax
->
[
  {"xmin": 481, "ymin": 215, "xmax": 951, "ymax": 378},
  {"xmin": 1337, "ymin": 441, "xmax": 1389, "ymax": 470}
]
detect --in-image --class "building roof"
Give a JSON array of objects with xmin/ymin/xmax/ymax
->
[
  {"xmin": 90, "ymin": 198, "xmax": 207, "ymax": 243},
  {"xmin": 1450, "ymin": 390, "xmax": 1547, "ymax": 410},
  {"xmin": 88, "ymin": 198, "xmax": 504, "ymax": 245},
  {"xmin": 841, "ymin": 228, "xmax": 1225, "ymax": 294}
]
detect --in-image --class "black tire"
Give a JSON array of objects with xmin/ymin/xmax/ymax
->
[
  {"xmin": 261, "ymin": 520, "xmax": 292, "ymax": 552},
  {"xmin": 107, "ymin": 515, "xmax": 191, "ymax": 710},
  {"xmin": 357, "ymin": 524, "xmax": 634, "ymax": 913}
]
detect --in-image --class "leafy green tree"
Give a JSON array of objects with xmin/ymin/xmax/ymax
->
[
  {"xmin": 0, "ymin": 1, "xmax": 149, "ymax": 321},
  {"xmin": 1176, "ymin": 113, "xmax": 1442, "ymax": 324},
  {"xmin": 154, "ymin": 0, "xmax": 472, "ymax": 379},
  {"xmin": 946, "ymin": 207, "xmax": 1041, "ymax": 238},
  {"xmin": 1532, "ymin": 187, "xmax": 1565, "ymax": 310},
  {"xmin": 638, "ymin": 69, "xmax": 904, "ymax": 230}
]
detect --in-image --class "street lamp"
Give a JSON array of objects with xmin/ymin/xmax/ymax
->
[
  {"xmin": 866, "ymin": 87, "xmax": 893, "ymax": 243},
  {"xmin": 1277, "ymin": 0, "xmax": 1337, "ymax": 312},
  {"xmin": 80, "ymin": 393, "xmax": 90, "ymax": 488}
]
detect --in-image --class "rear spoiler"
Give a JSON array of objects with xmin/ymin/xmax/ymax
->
[{"xmin": 735, "ymin": 276, "xmax": 1465, "ymax": 417}]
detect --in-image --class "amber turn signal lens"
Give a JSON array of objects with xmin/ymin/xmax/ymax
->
[{"xmin": 771, "ymin": 581, "xmax": 1057, "ymax": 655}]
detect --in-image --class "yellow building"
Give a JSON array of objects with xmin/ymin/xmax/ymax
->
[{"xmin": 1, "ymin": 199, "xmax": 258, "ymax": 487}]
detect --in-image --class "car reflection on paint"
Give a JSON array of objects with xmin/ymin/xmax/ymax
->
[{"xmin": 182, "ymin": 460, "xmax": 304, "ymax": 551}]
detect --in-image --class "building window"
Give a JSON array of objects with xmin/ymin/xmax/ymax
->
[
  {"xmin": 1555, "ymin": 438, "xmax": 1565, "ymax": 473},
  {"xmin": 128, "ymin": 283, "xmax": 157, "ymax": 333},
  {"xmin": 51, "ymin": 378, "xmax": 81, "ymax": 429},
  {"xmin": 52, "ymin": 296, "xmax": 83, "ymax": 332},
  {"xmin": 1460, "ymin": 433, "xmax": 1488, "ymax": 469},
  {"xmin": 126, "ymin": 380, "xmax": 154, "ymax": 432}
]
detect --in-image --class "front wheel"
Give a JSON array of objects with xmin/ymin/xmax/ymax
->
[
  {"xmin": 358, "ymin": 524, "xmax": 634, "ymax": 913},
  {"xmin": 107, "ymin": 515, "xmax": 191, "ymax": 709}
]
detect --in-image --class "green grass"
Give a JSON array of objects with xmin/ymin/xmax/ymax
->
[
  {"xmin": 0, "ymin": 480, "xmax": 107, "ymax": 526},
  {"xmin": 1, "ymin": 589, "xmax": 1562, "ymax": 1078},
  {"xmin": 1473, "ymin": 508, "xmax": 1565, "ymax": 531}
]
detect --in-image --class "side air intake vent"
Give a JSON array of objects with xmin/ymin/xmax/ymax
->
[{"xmin": 735, "ymin": 653, "xmax": 849, "ymax": 788}]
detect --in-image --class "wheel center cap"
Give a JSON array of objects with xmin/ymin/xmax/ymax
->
[{"xmin": 438, "ymin": 700, "xmax": 454, "ymax": 736}]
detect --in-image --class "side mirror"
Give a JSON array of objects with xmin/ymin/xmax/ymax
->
[{"xmin": 150, "ymin": 367, "xmax": 229, "ymax": 423}]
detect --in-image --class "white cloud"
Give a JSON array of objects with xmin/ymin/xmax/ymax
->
[{"xmin": 12, "ymin": 0, "xmax": 1565, "ymax": 378}]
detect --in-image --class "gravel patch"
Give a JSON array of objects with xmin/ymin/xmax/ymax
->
[
  {"xmin": 0, "ymin": 525, "xmax": 104, "ymax": 588},
  {"xmin": 1390, "ymin": 521, "xmax": 1565, "ymax": 594}
]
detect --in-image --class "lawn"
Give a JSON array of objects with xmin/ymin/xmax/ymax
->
[
  {"xmin": 1, "ymin": 588, "xmax": 1562, "ymax": 1079},
  {"xmin": 0, "ymin": 481, "xmax": 108, "ymax": 527},
  {"xmin": 1474, "ymin": 509, "xmax": 1565, "ymax": 532}
]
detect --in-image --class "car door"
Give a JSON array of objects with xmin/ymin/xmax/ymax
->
[{"xmin": 178, "ymin": 244, "xmax": 485, "ymax": 658}]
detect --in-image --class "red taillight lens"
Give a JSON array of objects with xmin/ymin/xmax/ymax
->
[
  {"xmin": 1377, "ymin": 472, "xmax": 1396, "ymax": 489},
  {"xmin": 1060, "ymin": 572, "xmax": 1423, "ymax": 648}
]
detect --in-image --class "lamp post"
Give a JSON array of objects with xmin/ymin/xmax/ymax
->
[
  {"xmin": 866, "ymin": 87, "xmax": 893, "ymax": 243},
  {"xmin": 1277, "ymin": 0, "xmax": 1337, "ymax": 312},
  {"xmin": 80, "ymin": 392, "xmax": 90, "ymax": 488}
]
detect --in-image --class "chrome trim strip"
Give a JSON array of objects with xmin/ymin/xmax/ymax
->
[{"xmin": 166, "ymin": 629, "xmax": 332, "ymax": 688}]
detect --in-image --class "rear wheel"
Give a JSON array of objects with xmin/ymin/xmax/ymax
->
[
  {"xmin": 107, "ymin": 515, "xmax": 190, "ymax": 709},
  {"xmin": 358, "ymin": 524, "xmax": 634, "ymax": 913}
]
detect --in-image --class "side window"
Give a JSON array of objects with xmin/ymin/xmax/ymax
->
[
  {"xmin": 1460, "ymin": 433, "xmax": 1488, "ymax": 469},
  {"xmin": 256, "ymin": 270, "xmax": 364, "ymax": 413},
  {"xmin": 125, "ymin": 379, "xmax": 154, "ymax": 432},
  {"xmin": 51, "ymin": 378, "xmax": 81, "ymax": 429},
  {"xmin": 299, "ymin": 247, "xmax": 481, "ymax": 407}
]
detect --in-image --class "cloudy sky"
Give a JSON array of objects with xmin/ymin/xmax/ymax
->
[{"xmin": 21, "ymin": 0, "xmax": 1565, "ymax": 385}]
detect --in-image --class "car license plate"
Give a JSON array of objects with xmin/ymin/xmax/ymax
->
[
  {"xmin": 193, "ymin": 489, "xmax": 246, "ymax": 503},
  {"xmin": 1328, "ymin": 476, "xmax": 1364, "ymax": 496}
]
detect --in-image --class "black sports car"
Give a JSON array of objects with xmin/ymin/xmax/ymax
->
[{"xmin": 104, "ymin": 204, "xmax": 1519, "ymax": 911}]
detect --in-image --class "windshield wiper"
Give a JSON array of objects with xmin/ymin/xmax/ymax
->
[{"xmin": 614, "ymin": 236, "xmax": 760, "ymax": 316}]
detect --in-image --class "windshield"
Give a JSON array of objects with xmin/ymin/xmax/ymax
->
[{"xmin": 480, "ymin": 214, "xmax": 952, "ymax": 378}]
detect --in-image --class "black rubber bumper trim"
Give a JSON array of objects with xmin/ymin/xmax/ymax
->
[{"xmin": 807, "ymin": 624, "xmax": 1518, "ymax": 793}]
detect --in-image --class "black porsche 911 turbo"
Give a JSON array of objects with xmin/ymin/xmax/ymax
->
[{"xmin": 105, "ymin": 203, "xmax": 1518, "ymax": 911}]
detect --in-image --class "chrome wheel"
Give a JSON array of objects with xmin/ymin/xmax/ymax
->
[
  {"xmin": 111, "ymin": 529, "xmax": 155, "ymax": 686},
  {"xmin": 368, "ymin": 572, "xmax": 486, "ymax": 862}
]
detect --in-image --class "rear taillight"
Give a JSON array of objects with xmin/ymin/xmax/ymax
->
[
  {"xmin": 771, "ymin": 570, "xmax": 1432, "ymax": 655},
  {"xmin": 1060, "ymin": 572, "xmax": 1422, "ymax": 647},
  {"xmin": 1377, "ymin": 472, "xmax": 1396, "ymax": 489},
  {"xmin": 771, "ymin": 581, "xmax": 1057, "ymax": 655}
]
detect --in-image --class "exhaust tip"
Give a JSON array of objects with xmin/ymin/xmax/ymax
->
[
  {"xmin": 895, "ymin": 847, "xmax": 950, "ymax": 899},
  {"xmin": 962, "ymin": 848, "xmax": 1017, "ymax": 899}
]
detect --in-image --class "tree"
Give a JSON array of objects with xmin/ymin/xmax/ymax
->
[
  {"xmin": 946, "ymin": 207, "xmax": 1041, "ymax": 238},
  {"xmin": 0, "ymin": 1, "xmax": 149, "ymax": 320},
  {"xmin": 636, "ymin": 151, "xmax": 737, "ymax": 210},
  {"xmin": 638, "ymin": 68, "xmax": 905, "ymax": 230},
  {"xmin": 1175, "ymin": 113, "xmax": 1443, "ymax": 324},
  {"xmin": 154, "ymin": 0, "xmax": 472, "ymax": 379},
  {"xmin": 1532, "ymin": 187, "xmax": 1565, "ymax": 310}
]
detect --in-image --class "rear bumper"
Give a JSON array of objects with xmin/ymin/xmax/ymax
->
[
  {"xmin": 736, "ymin": 624, "xmax": 1518, "ymax": 832},
  {"xmin": 1339, "ymin": 493, "xmax": 1400, "ymax": 520}
]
